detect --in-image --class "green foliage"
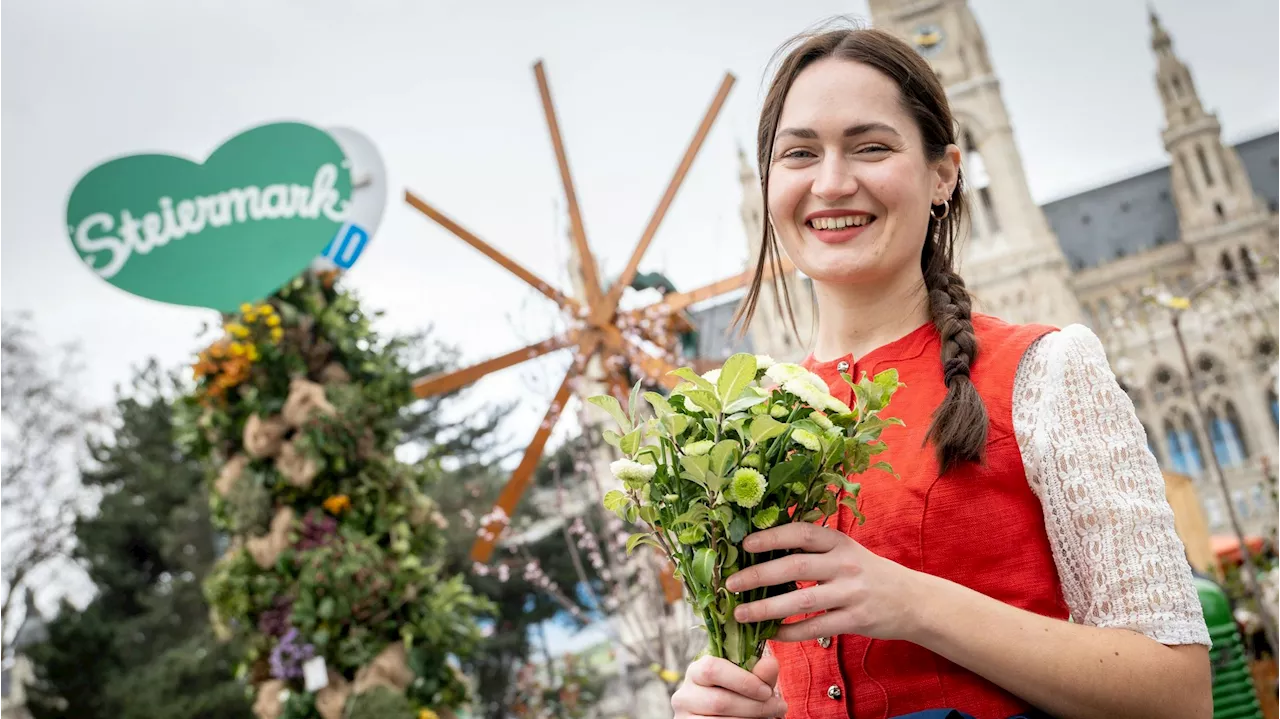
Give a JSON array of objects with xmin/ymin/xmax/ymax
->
[
  {"xmin": 594, "ymin": 355, "xmax": 903, "ymax": 670},
  {"xmin": 177, "ymin": 272, "xmax": 492, "ymax": 715},
  {"xmin": 24, "ymin": 364, "xmax": 251, "ymax": 719},
  {"xmin": 346, "ymin": 686, "xmax": 416, "ymax": 719}
]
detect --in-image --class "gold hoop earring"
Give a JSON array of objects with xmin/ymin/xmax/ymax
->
[{"xmin": 930, "ymin": 200, "xmax": 950, "ymax": 220}]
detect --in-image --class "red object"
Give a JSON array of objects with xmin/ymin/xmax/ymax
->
[
  {"xmin": 1211, "ymin": 534, "xmax": 1267, "ymax": 564},
  {"xmin": 769, "ymin": 315, "xmax": 1068, "ymax": 719}
]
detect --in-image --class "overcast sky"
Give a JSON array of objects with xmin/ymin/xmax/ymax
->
[{"xmin": 3, "ymin": 0, "xmax": 1277, "ymax": 487}]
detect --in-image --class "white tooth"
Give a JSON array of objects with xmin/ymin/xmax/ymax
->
[
  {"xmin": 818, "ymin": 218, "xmax": 830, "ymax": 230},
  {"xmin": 840, "ymin": 216, "xmax": 852, "ymax": 228},
  {"xmin": 834, "ymin": 217, "xmax": 845, "ymax": 229}
]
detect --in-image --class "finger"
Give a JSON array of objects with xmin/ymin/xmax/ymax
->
[
  {"xmin": 685, "ymin": 656, "xmax": 776, "ymax": 701},
  {"xmin": 673, "ymin": 687, "xmax": 788, "ymax": 717},
  {"xmin": 725, "ymin": 552, "xmax": 834, "ymax": 593},
  {"xmin": 772, "ymin": 609, "xmax": 848, "ymax": 643},
  {"xmin": 752, "ymin": 652, "xmax": 781, "ymax": 689},
  {"xmin": 743, "ymin": 521, "xmax": 843, "ymax": 554},
  {"xmin": 734, "ymin": 584, "xmax": 844, "ymax": 623}
]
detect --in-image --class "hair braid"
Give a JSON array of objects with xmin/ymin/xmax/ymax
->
[{"xmin": 924, "ymin": 267, "xmax": 986, "ymax": 471}]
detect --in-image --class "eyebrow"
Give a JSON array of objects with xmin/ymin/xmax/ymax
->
[{"xmin": 776, "ymin": 122, "xmax": 901, "ymax": 140}]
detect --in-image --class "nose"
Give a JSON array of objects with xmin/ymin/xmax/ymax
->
[{"xmin": 811, "ymin": 154, "xmax": 859, "ymax": 202}]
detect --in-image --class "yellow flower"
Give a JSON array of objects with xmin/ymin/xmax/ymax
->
[
  {"xmin": 265, "ymin": 314, "xmax": 281, "ymax": 328},
  {"xmin": 229, "ymin": 342, "xmax": 245, "ymax": 357},
  {"xmin": 246, "ymin": 345, "xmax": 260, "ymax": 362},
  {"xmin": 259, "ymin": 304, "xmax": 275, "ymax": 315},
  {"xmin": 270, "ymin": 327, "xmax": 284, "ymax": 343},
  {"xmin": 323, "ymin": 494, "xmax": 351, "ymax": 514},
  {"xmin": 239, "ymin": 303, "xmax": 253, "ymax": 314},
  {"xmin": 655, "ymin": 667, "xmax": 681, "ymax": 683},
  {"xmin": 418, "ymin": 711, "xmax": 439, "ymax": 719},
  {"xmin": 226, "ymin": 323, "xmax": 250, "ymax": 339}
]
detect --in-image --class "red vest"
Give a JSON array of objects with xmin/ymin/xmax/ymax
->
[{"xmin": 769, "ymin": 314, "xmax": 1068, "ymax": 719}]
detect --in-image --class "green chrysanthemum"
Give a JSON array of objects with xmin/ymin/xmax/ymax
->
[
  {"xmin": 791, "ymin": 428, "xmax": 822, "ymax": 452},
  {"xmin": 810, "ymin": 411, "xmax": 834, "ymax": 431},
  {"xmin": 740, "ymin": 453, "xmax": 762, "ymax": 469},
  {"xmin": 684, "ymin": 440, "xmax": 714, "ymax": 457},
  {"xmin": 752, "ymin": 505, "xmax": 781, "ymax": 529},
  {"xmin": 611, "ymin": 458, "xmax": 656, "ymax": 484},
  {"xmin": 769, "ymin": 404, "xmax": 788, "ymax": 419},
  {"xmin": 729, "ymin": 468, "xmax": 766, "ymax": 508}
]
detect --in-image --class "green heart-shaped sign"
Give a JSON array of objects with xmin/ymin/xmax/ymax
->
[{"xmin": 66, "ymin": 122, "xmax": 353, "ymax": 312}]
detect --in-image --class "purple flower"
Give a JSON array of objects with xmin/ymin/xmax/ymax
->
[{"xmin": 268, "ymin": 627, "xmax": 316, "ymax": 680}]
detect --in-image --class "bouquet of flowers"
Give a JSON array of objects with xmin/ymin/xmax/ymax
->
[{"xmin": 592, "ymin": 353, "xmax": 902, "ymax": 671}]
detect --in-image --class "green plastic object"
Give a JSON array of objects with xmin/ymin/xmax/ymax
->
[{"xmin": 1195, "ymin": 576, "xmax": 1264, "ymax": 719}]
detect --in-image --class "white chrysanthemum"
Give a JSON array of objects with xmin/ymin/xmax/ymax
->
[
  {"xmin": 782, "ymin": 377, "xmax": 830, "ymax": 409},
  {"xmin": 810, "ymin": 411, "xmax": 834, "ymax": 431},
  {"xmin": 701, "ymin": 368, "xmax": 721, "ymax": 384},
  {"xmin": 610, "ymin": 458, "xmax": 657, "ymax": 484},
  {"xmin": 765, "ymin": 362, "xmax": 808, "ymax": 385},
  {"xmin": 791, "ymin": 428, "xmax": 822, "ymax": 452},
  {"xmin": 825, "ymin": 395, "xmax": 852, "ymax": 414},
  {"xmin": 683, "ymin": 439, "xmax": 714, "ymax": 457},
  {"xmin": 728, "ymin": 468, "xmax": 766, "ymax": 508},
  {"xmin": 754, "ymin": 354, "xmax": 776, "ymax": 370}
]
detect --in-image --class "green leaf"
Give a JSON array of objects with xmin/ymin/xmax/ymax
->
[
  {"xmin": 723, "ymin": 617, "xmax": 745, "ymax": 665},
  {"xmin": 679, "ymin": 455, "xmax": 710, "ymax": 487},
  {"xmin": 752, "ymin": 505, "xmax": 781, "ymax": 529},
  {"xmin": 710, "ymin": 440, "xmax": 741, "ymax": 478},
  {"xmin": 663, "ymin": 413, "xmax": 691, "ymax": 438},
  {"xmin": 670, "ymin": 367, "xmax": 716, "ymax": 395},
  {"xmin": 712, "ymin": 505, "xmax": 733, "ymax": 529},
  {"xmin": 767, "ymin": 455, "xmax": 812, "ymax": 494},
  {"xmin": 749, "ymin": 415, "xmax": 788, "ymax": 445},
  {"xmin": 677, "ymin": 526, "xmax": 706, "ymax": 545},
  {"xmin": 717, "ymin": 353, "xmax": 758, "ymax": 405},
  {"xmin": 723, "ymin": 544, "xmax": 739, "ymax": 568},
  {"xmin": 603, "ymin": 490, "xmax": 628, "ymax": 514},
  {"xmin": 638, "ymin": 504, "xmax": 659, "ymax": 524},
  {"xmin": 685, "ymin": 390, "xmax": 722, "ymax": 416},
  {"xmin": 691, "ymin": 547, "xmax": 717, "ymax": 587},
  {"xmin": 588, "ymin": 395, "xmax": 632, "ymax": 433},
  {"xmin": 841, "ymin": 494, "xmax": 867, "ymax": 525},
  {"xmin": 645, "ymin": 391, "xmax": 676, "ymax": 417},
  {"xmin": 871, "ymin": 460, "xmax": 898, "ymax": 478},
  {"xmin": 627, "ymin": 532, "xmax": 662, "ymax": 555},
  {"xmin": 672, "ymin": 503, "xmax": 711, "ymax": 528},
  {"xmin": 724, "ymin": 393, "xmax": 768, "ymax": 415},
  {"xmin": 602, "ymin": 429, "xmax": 622, "ymax": 448},
  {"xmin": 623, "ymin": 503, "xmax": 639, "ymax": 524},
  {"xmin": 628, "ymin": 380, "xmax": 644, "ymax": 426},
  {"xmin": 318, "ymin": 596, "xmax": 335, "ymax": 620},
  {"xmin": 706, "ymin": 471, "xmax": 727, "ymax": 493},
  {"xmin": 620, "ymin": 427, "xmax": 642, "ymax": 456},
  {"xmin": 728, "ymin": 515, "xmax": 749, "ymax": 544}
]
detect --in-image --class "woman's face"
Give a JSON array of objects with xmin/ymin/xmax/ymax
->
[{"xmin": 767, "ymin": 58, "xmax": 958, "ymax": 288}]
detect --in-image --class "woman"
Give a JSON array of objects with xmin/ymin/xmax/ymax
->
[{"xmin": 670, "ymin": 26, "xmax": 1212, "ymax": 719}]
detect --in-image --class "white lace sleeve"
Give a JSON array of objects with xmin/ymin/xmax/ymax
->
[{"xmin": 1013, "ymin": 324, "xmax": 1211, "ymax": 647}]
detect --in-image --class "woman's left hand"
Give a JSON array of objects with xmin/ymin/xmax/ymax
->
[{"xmin": 725, "ymin": 521, "xmax": 932, "ymax": 643}]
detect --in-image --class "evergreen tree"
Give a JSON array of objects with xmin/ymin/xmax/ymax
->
[{"xmin": 24, "ymin": 363, "xmax": 249, "ymax": 718}]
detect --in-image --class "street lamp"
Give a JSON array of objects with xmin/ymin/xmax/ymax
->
[{"xmin": 1145, "ymin": 273, "xmax": 1279, "ymax": 656}]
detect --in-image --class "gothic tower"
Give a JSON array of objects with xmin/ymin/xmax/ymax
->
[
  {"xmin": 864, "ymin": 0, "xmax": 1084, "ymax": 327},
  {"xmin": 1150, "ymin": 8, "xmax": 1274, "ymax": 272}
]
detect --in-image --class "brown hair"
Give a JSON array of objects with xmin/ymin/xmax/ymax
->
[{"xmin": 732, "ymin": 26, "xmax": 986, "ymax": 471}]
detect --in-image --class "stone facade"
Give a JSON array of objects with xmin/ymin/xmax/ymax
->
[{"xmin": 707, "ymin": 1, "xmax": 1279, "ymax": 537}]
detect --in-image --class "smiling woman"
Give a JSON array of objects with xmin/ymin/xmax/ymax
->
[{"xmin": 671, "ymin": 24, "xmax": 1214, "ymax": 719}]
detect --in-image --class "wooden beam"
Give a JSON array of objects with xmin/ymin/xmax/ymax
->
[
  {"xmin": 412, "ymin": 333, "xmax": 576, "ymax": 399},
  {"xmin": 404, "ymin": 189, "xmax": 580, "ymax": 312},
  {"xmin": 534, "ymin": 60, "xmax": 603, "ymax": 311},
  {"xmin": 470, "ymin": 337, "xmax": 600, "ymax": 563},
  {"xmin": 654, "ymin": 254, "xmax": 796, "ymax": 314},
  {"xmin": 595, "ymin": 72, "xmax": 736, "ymax": 323}
]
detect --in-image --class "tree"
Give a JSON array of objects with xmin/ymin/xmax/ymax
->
[
  {"xmin": 23, "ymin": 362, "xmax": 250, "ymax": 718},
  {"xmin": 1, "ymin": 316, "xmax": 98, "ymax": 661}
]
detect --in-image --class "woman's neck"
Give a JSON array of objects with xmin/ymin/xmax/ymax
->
[{"xmin": 810, "ymin": 271, "xmax": 932, "ymax": 362}]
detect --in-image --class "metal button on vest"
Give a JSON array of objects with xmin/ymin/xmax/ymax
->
[
  {"xmin": 827, "ymin": 685, "xmax": 842, "ymax": 700},
  {"xmin": 817, "ymin": 636, "xmax": 831, "ymax": 648},
  {"xmin": 836, "ymin": 360, "xmax": 850, "ymax": 373}
]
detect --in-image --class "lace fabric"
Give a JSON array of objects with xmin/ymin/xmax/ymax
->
[{"xmin": 1013, "ymin": 324, "xmax": 1211, "ymax": 647}]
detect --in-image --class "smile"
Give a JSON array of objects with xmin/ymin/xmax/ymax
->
[{"xmin": 806, "ymin": 214, "xmax": 874, "ymax": 230}]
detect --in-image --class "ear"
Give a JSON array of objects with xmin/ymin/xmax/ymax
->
[{"xmin": 933, "ymin": 144, "xmax": 963, "ymax": 202}]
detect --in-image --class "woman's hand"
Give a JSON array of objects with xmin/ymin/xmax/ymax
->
[
  {"xmin": 726, "ymin": 521, "xmax": 927, "ymax": 643},
  {"xmin": 671, "ymin": 654, "xmax": 788, "ymax": 718}
]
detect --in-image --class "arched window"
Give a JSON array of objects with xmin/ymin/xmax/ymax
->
[
  {"xmin": 1221, "ymin": 251, "xmax": 1237, "ymax": 285},
  {"xmin": 1164, "ymin": 419, "xmax": 1188, "ymax": 474},
  {"xmin": 1269, "ymin": 388, "xmax": 1278, "ymax": 427},
  {"xmin": 1208, "ymin": 404, "xmax": 1247, "ymax": 467},
  {"xmin": 1178, "ymin": 411, "xmax": 1204, "ymax": 476},
  {"xmin": 1240, "ymin": 247, "xmax": 1259, "ymax": 283},
  {"xmin": 1196, "ymin": 146, "xmax": 1215, "ymax": 186}
]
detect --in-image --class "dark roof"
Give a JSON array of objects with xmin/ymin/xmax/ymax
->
[
  {"xmin": 1043, "ymin": 131, "xmax": 1279, "ymax": 271},
  {"xmin": 687, "ymin": 295, "xmax": 754, "ymax": 360}
]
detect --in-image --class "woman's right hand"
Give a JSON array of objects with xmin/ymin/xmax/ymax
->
[{"xmin": 671, "ymin": 654, "xmax": 788, "ymax": 718}]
